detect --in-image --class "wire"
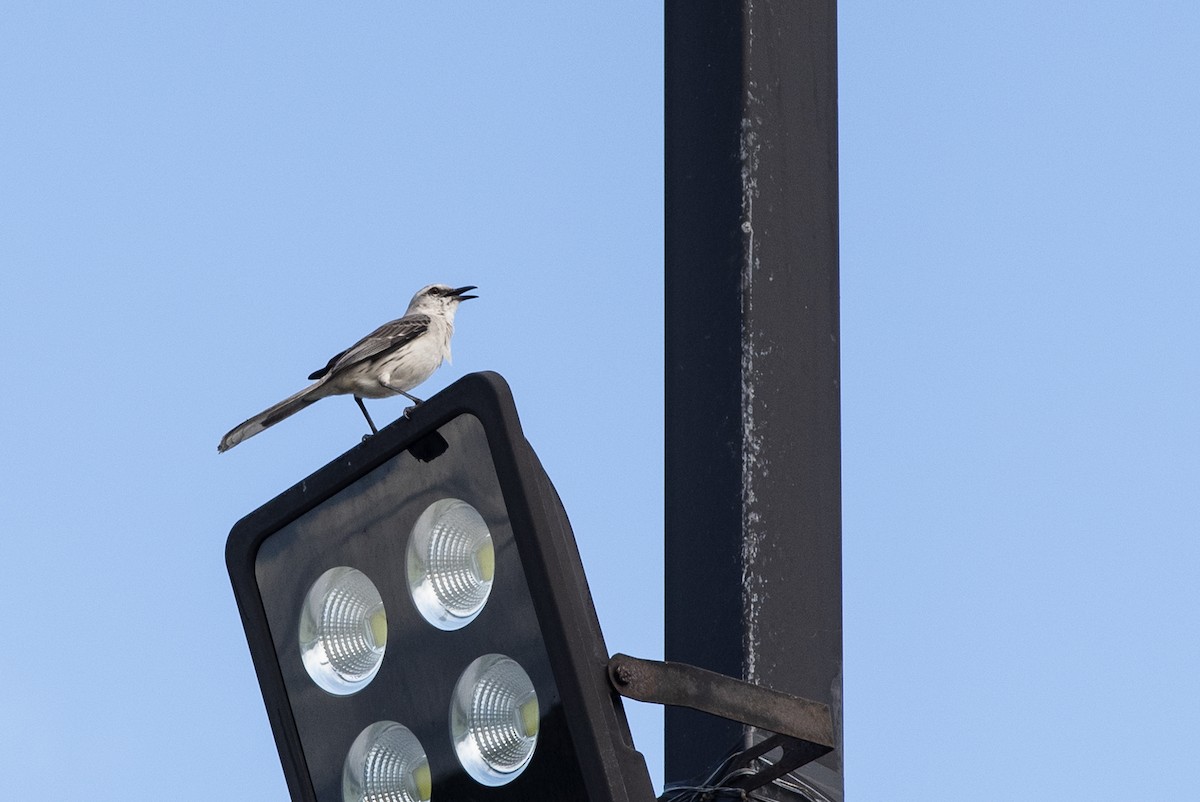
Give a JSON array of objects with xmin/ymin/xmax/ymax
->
[
  {"xmin": 658, "ymin": 742, "xmax": 748, "ymax": 801},
  {"xmin": 658, "ymin": 737, "xmax": 835, "ymax": 802},
  {"xmin": 749, "ymin": 750, "xmax": 834, "ymax": 802},
  {"xmin": 659, "ymin": 785, "xmax": 749, "ymax": 801}
]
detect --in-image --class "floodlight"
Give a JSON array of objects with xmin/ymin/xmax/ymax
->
[{"xmin": 226, "ymin": 372, "xmax": 654, "ymax": 802}]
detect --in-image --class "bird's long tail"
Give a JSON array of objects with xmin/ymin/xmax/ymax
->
[{"xmin": 218, "ymin": 381, "xmax": 328, "ymax": 453}]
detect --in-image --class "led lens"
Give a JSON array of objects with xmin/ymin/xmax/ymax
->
[
  {"xmin": 450, "ymin": 654, "xmax": 539, "ymax": 786},
  {"xmin": 406, "ymin": 498, "xmax": 494, "ymax": 630},
  {"xmin": 343, "ymin": 721, "xmax": 431, "ymax": 802},
  {"xmin": 298, "ymin": 567, "xmax": 387, "ymax": 695}
]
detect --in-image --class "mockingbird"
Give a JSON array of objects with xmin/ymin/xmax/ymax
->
[{"xmin": 218, "ymin": 283, "xmax": 477, "ymax": 453}]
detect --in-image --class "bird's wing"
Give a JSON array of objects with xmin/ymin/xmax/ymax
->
[{"xmin": 307, "ymin": 314, "xmax": 432, "ymax": 380}]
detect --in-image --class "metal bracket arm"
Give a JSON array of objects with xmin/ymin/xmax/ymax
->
[{"xmin": 607, "ymin": 653, "xmax": 835, "ymax": 794}]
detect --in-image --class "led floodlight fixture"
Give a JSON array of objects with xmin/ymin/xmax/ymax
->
[{"xmin": 226, "ymin": 372, "xmax": 654, "ymax": 802}]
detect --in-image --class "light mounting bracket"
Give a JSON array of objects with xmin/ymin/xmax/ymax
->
[{"xmin": 606, "ymin": 654, "xmax": 835, "ymax": 795}]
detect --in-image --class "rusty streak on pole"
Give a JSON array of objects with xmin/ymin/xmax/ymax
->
[{"xmin": 665, "ymin": 1, "xmax": 842, "ymax": 799}]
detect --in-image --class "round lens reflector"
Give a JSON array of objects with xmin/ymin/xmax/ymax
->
[
  {"xmin": 298, "ymin": 567, "xmax": 387, "ymax": 695},
  {"xmin": 450, "ymin": 654, "xmax": 539, "ymax": 786},
  {"xmin": 407, "ymin": 498, "xmax": 494, "ymax": 630},
  {"xmin": 343, "ymin": 721, "xmax": 431, "ymax": 802}
]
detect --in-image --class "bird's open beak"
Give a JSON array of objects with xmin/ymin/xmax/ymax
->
[{"xmin": 450, "ymin": 285, "xmax": 478, "ymax": 301}]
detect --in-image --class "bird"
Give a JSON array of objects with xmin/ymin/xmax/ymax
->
[{"xmin": 218, "ymin": 283, "xmax": 477, "ymax": 453}]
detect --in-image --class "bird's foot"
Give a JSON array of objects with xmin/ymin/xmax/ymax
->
[
  {"xmin": 403, "ymin": 405, "xmax": 416, "ymax": 419},
  {"xmin": 362, "ymin": 433, "xmax": 373, "ymax": 443}
]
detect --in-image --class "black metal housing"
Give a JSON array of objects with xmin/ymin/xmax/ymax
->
[
  {"xmin": 665, "ymin": 0, "xmax": 843, "ymax": 796},
  {"xmin": 226, "ymin": 371, "xmax": 654, "ymax": 802}
]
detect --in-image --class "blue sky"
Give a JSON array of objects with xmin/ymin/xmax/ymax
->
[{"xmin": 2, "ymin": 3, "xmax": 1197, "ymax": 800}]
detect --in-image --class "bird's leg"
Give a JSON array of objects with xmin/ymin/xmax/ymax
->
[
  {"xmin": 377, "ymin": 383, "xmax": 425, "ymax": 418},
  {"xmin": 401, "ymin": 391, "xmax": 425, "ymax": 418},
  {"xmin": 355, "ymin": 396, "xmax": 379, "ymax": 437}
]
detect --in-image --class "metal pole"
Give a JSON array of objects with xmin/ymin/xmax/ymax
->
[{"xmin": 665, "ymin": 0, "xmax": 842, "ymax": 798}]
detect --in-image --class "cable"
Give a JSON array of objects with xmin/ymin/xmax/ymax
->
[{"xmin": 659, "ymin": 737, "xmax": 835, "ymax": 802}]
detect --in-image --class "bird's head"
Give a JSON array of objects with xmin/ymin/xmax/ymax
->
[{"xmin": 406, "ymin": 284, "xmax": 478, "ymax": 318}]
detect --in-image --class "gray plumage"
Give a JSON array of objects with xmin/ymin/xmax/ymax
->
[{"xmin": 218, "ymin": 283, "xmax": 476, "ymax": 453}]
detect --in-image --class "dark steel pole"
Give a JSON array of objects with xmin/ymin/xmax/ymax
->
[{"xmin": 665, "ymin": 0, "xmax": 842, "ymax": 798}]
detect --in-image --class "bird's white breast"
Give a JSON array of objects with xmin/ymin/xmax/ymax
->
[{"xmin": 340, "ymin": 317, "xmax": 452, "ymax": 399}]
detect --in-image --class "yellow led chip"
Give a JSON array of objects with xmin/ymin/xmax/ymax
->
[
  {"xmin": 412, "ymin": 760, "xmax": 432, "ymax": 801},
  {"xmin": 519, "ymin": 695, "xmax": 540, "ymax": 737},
  {"xmin": 368, "ymin": 608, "xmax": 388, "ymax": 648},
  {"xmin": 474, "ymin": 540, "xmax": 496, "ymax": 583}
]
